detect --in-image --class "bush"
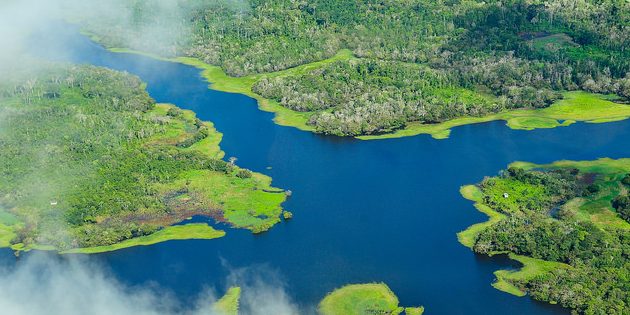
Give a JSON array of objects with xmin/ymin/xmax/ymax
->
[{"xmin": 236, "ymin": 169, "xmax": 252, "ymax": 179}]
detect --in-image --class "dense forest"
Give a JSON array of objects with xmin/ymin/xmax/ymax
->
[
  {"xmin": 78, "ymin": 0, "xmax": 630, "ymax": 136},
  {"xmin": 469, "ymin": 161, "xmax": 630, "ymax": 314},
  {"xmin": 0, "ymin": 64, "xmax": 286, "ymax": 250}
]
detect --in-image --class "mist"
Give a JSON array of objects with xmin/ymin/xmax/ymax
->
[
  {"xmin": 0, "ymin": 253, "xmax": 301, "ymax": 315},
  {"xmin": 0, "ymin": 1, "xmax": 303, "ymax": 314},
  {"xmin": 0, "ymin": 0, "xmax": 221, "ymax": 68}
]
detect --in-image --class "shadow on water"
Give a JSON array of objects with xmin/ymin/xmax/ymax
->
[{"xmin": 6, "ymin": 21, "xmax": 630, "ymax": 314}]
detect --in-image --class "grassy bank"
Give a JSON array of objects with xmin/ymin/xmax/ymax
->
[
  {"xmin": 105, "ymin": 46, "xmax": 630, "ymax": 141},
  {"xmin": 456, "ymin": 185, "xmax": 568, "ymax": 297},
  {"xmin": 490, "ymin": 253, "xmax": 570, "ymax": 297},
  {"xmin": 457, "ymin": 185, "xmax": 506, "ymax": 248},
  {"xmin": 0, "ymin": 65, "xmax": 288, "ymax": 253},
  {"xmin": 212, "ymin": 286, "xmax": 241, "ymax": 315},
  {"xmin": 458, "ymin": 158, "xmax": 630, "ymax": 313},
  {"xmin": 62, "ymin": 223, "xmax": 225, "ymax": 254},
  {"xmin": 511, "ymin": 158, "xmax": 630, "ymax": 230},
  {"xmin": 318, "ymin": 283, "xmax": 423, "ymax": 315},
  {"xmin": 361, "ymin": 91, "xmax": 630, "ymax": 140},
  {"xmin": 110, "ymin": 48, "xmax": 355, "ymax": 132},
  {"xmin": 0, "ymin": 210, "xmax": 20, "ymax": 248}
]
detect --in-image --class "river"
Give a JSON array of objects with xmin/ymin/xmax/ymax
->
[{"xmin": 5, "ymin": 23, "xmax": 630, "ymax": 314}]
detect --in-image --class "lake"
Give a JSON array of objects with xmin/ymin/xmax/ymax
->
[{"xmin": 5, "ymin": 23, "xmax": 630, "ymax": 314}]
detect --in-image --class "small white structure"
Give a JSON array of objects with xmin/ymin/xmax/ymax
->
[
  {"xmin": 50, "ymin": 201, "xmax": 58, "ymax": 206},
  {"xmin": 503, "ymin": 193, "xmax": 509, "ymax": 199}
]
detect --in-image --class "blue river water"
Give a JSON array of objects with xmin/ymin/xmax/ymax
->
[{"xmin": 5, "ymin": 23, "xmax": 630, "ymax": 314}]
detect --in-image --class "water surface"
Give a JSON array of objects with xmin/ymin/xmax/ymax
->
[{"xmin": 10, "ymin": 23, "xmax": 630, "ymax": 314}]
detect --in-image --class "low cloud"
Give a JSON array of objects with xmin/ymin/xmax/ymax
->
[
  {"xmin": 0, "ymin": 253, "xmax": 301, "ymax": 315},
  {"xmin": 225, "ymin": 263, "xmax": 301, "ymax": 315},
  {"xmin": 0, "ymin": 2, "xmax": 303, "ymax": 314}
]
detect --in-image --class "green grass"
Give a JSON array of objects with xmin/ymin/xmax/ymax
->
[
  {"xmin": 0, "ymin": 224, "xmax": 18, "ymax": 248},
  {"xmin": 62, "ymin": 223, "xmax": 225, "ymax": 254},
  {"xmin": 511, "ymin": 158, "xmax": 630, "ymax": 230},
  {"xmin": 147, "ymin": 104, "xmax": 224, "ymax": 158},
  {"xmin": 511, "ymin": 157, "xmax": 630, "ymax": 175},
  {"xmin": 0, "ymin": 209, "xmax": 20, "ymax": 248},
  {"xmin": 319, "ymin": 283, "xmax": 421, "ymax": 315},
  {"xmin": 107, "ymin": 47, "xmax": 630, "ymax": 141},
  {"xmin": 361, "ymin": 91, "xmax": 630, "ymax": 140},
  {"xmin": 0, "ymin": 76, "xmax": 287, "ymax": 253},
  {"xmin": 461, "ymin": 158, "xmax": 629, "ymax": 298},
  {"xmin": 109, "ymin": 48, "xmax": 354, "ymax": 132},
  {"xmin": 212, "ymin": 286, "xmax": 241, "ymax": 315},
  {"xmin": 404, "ymin": 307, "xmax": 425, "ymax": 315},
  {"xmin": 146, "ymin": 104, "xmax": 287, "ymax": 233},
  {"xmin": 159, "ymin": 169, "xmax": 285, "ymax": 232},
  {"xmin": 530, "ymin": 33, "xmax": 578, "ymax": 52},
  {"xmin": 457, "ymin": 185, "xmax": 506, "ymax": 248},
  {"xmin": 491, "ymin": 253, "xmax": 570, "ymax": 297}
]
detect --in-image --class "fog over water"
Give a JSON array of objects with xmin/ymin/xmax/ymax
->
[
  {"xmin": 0, "ymin": 1, "xmax": 300, "ymax": 314},
  {"xmin": 0, "ymin": 253, "xmax": 300, "ymax": 315},
  {"xmin": 2, "ymin": 1, "xmax": 629, "ymax": 315}
]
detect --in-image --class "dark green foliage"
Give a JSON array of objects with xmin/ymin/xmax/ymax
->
[
  {"xmin": 473, "ymin": 166, "xmax": 630, "ymax": 314},
  {"xmin": 622, "ymin": 174, "xmax": 630, "ymax": 186},
  {"xmin": 527, "ymin": 254, "xmax": 630, "ymax": 315},
  {"xmin": 612, "ymin": 195, "xmax": 630, "ymax": 222},
  {"xmin": 236, "ymin": 169, "xmax": 252, "ymax": 179},
  {"xmin": 0, "ymin": 64, "xmax": 234, "ymax": 249},
  {"xmin": 254, "ymin": 59, "xmax": 499, "ymax": 135},
  {"xmin": 80, "ymin": 0, "xmax": 630, "ymax": 136},
  {"xmin": 167, "ymin": 107, "xmax": 183, "ymax": 117},
  {"xmin": 176, "ymin": 125, "xmax": 209, "ymax": 148}
]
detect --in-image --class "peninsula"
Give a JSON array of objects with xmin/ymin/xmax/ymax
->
[
  {"xmin": 459, "ymin": 158, "xmax": 629, "ymax": 314},
  {"xmin": 0, "ymin": 63, "xmax": 289, "ymax": 254}
]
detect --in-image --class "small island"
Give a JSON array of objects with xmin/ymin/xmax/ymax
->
[
  {"xmin": 212, "ymin": 287, "xmax": 241, "ymax": 315},
  {"xmin": 0, "ymin": 63, "xmax": 289, "ymax": 254},
  {"xmin": 319, "ymin": 283, "xmax": 423, "ymax": 315},
  {"xmin": 459, "ymin": 158, "xmax": 629, "ymax": 314},
  {"xmin": 210, "ymin": 283, "xmax": 423, "ymax": 315}
]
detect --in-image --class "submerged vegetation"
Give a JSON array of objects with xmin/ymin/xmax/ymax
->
[
  {"xmin": 76, "ymin": 0, "xmax": 630, "ymax": 137},
  {"xmin": 459, "ymin": 158, "xmax": 630, "ymax": 314},
  {"xmin": 0, "ymin": 63, "xmax": 288, "ymax": 253}
]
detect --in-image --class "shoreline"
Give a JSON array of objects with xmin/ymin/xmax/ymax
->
[
  {"xmin": 0, "ymin": 98, "xmax": 287, "ymax": 254},
  {"xmin": 458, "ymin": 158, "xmax": 630, "ymax": 299},
  {"xmin": 457, "ymin": 185, "xmax": 571, "ymax": 298},
  {"xmin": 102, "ymin": 46, "xmax": 630, "ymax": 141},
  {"xmin": 318, "ymin": 283, "xmax": 424, "ymax": 315}
]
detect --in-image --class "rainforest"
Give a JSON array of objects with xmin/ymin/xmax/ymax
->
[{"xmin": 0, "ymin": 0, "xmax": 629, "ymax": 314}]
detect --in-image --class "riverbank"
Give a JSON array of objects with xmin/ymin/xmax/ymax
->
[
  {"xmin": 361, "ymin": 91, "xmax": 630, "ymax": 140},
  {"xmin": 108, "ymin": 47, "xmax": 355, "ymax": 133},
  {"xmin": 455, "ymin": 186, "xmax": 563, "ymax": 298},
  {"xmin": 0, "ymin": 66, "xmax": 288, "ymax": 254},
  {"xmin": 458, "ymin": 158, "xmax": 630, "ymax": 312},
  {"xmin": 103, "ymin": 46, "xmax": 630, "ymax": 141},
  {"xmin": 62, "ymin": 223, "xmax": 225, "ymax": 254}
]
